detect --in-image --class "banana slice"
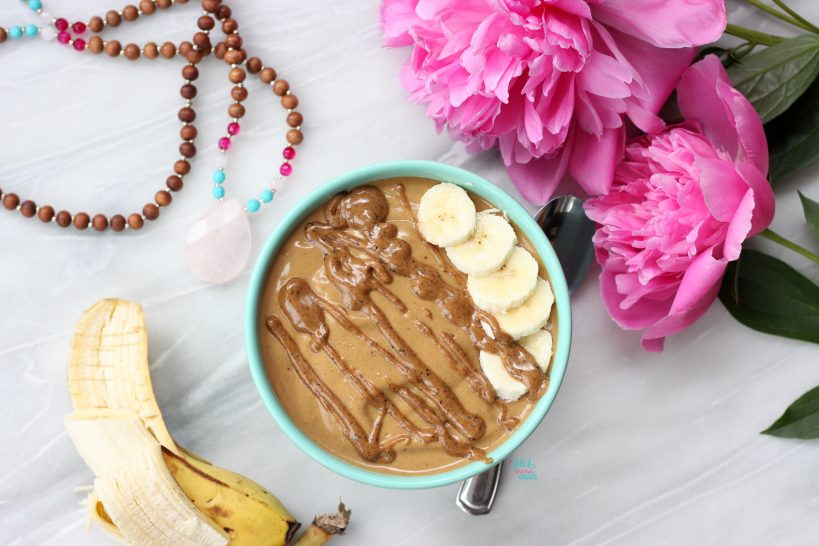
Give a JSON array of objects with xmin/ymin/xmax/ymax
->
[
  {"xmin": 494, "ymin": 278, "xmax": 554, "ymax": 339},
  {"xmin": 467, "ymin": 246, "xmax": 538, "ymax": 313},
  {"xmin": 417, "ymin": 183, "xmax": 477, "ymax": 246},
  {"xmin": 519, "ymin": 329, "xmax": 553, "ymax": 372},
  {"xmin": 445, "ymin": 212, "xmax": 517, "ymax": 275},
  {"xmin": 479, "ymin": 351, "xmax": 527, "ymax": 402}
]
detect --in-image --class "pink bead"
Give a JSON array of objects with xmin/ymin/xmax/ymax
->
[
  {"xmin": 280, "ymin": 163, "xmax": 293, "ymax": 176},
  {"xmin": 218, "ymin": 137, "xmax": 232, "ymax": 151},
  {"xmin": 57, "ymin": 31, "xmax": 70, "ymax": 44},
  {"xmin": 227, "ymin": 122, "xmax": 240, "ymax": 135},
  {"xmin": 72, "ymin": 21, "xmax": 86, "ymax": 34},
  {"xmin": 55, "ymin": 18, "xmax": 68, "ymax": 31},
  {"xmin": 184, "ymin": 199, "xmax": 252, "ymax": 284},
  {"xmin": 73, "ymin": 38, "xmax": 86, "ymax": 51},
  {"xmin": 282, "ymin": 146, "xmax": 296, "ymax": 160}
]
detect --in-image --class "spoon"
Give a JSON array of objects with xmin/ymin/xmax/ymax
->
[{"xmin": 455, "ymin": 195, "xmax": 595, "ymax": 516}]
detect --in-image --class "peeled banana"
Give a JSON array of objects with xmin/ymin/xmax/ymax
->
[
  {"xmin": 66, "ymin": 299, "xmax": 300, "ymax": 546},
  {"xmin": 417, "ymin": 182, "xmax": 477, "ymax": 246}
]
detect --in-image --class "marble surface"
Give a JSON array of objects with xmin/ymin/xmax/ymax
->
[{"xmin": 2, "ymin": 1, "xmax": 819, "ymax": 545}]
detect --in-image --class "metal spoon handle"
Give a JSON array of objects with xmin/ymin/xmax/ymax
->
[{"xmin": 456, "ymin": 462, "xmax": 502, "ymax": 515}]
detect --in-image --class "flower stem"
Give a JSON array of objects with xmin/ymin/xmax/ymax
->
[
  {"xmin": 759, "ymin": 229, "xmax": 819, "ymax": 264},
  {"xmin": 772, "ymin": 0, "xmax": 819, "ymax": 34},
  {"xmin": 743, "ymin": 0, "xmax": 815, "ymax": 32},
  {"xmin": 724, "ymin": 23, "xmax": 785, "ymax": 46}
]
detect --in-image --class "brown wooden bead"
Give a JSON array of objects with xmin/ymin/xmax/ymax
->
[
  {"xmin": 222, "ymin": 18, "xmax": 238, "ymax": 34},
  {"xmin": 286, "ymin": 129, "xmax": 304, "ymax": 145},
  {"xmin": 202, "ymin": 0, "xmax": 221, "ymax": 13},
  {"xmin": 139, "ymin": 0, "xmax": 156, "ymax": 15},
  {"xmin": 259, "ymin": 67, "xmax": 276, "ymax": 84},
  {"xmin": 124, "ymin": 43, "xmax": 140, "ymax": 60},
  {"xmin": 214, "ymin": 42, "xmax": 227, "ymax": 60},
  {"xmin": 273, "ymin": 80, "xmax": 289, "ymax": 96},
  {"xmin": 88, "ymin": 36, "xmax": 104, "ymax": 54},
  {"xmin": 223, "ymin": 49, "xmax": 244, "ymax": 65},
  {"xmin": 179, "ymin": 142, "xmax": 197, "ymax": 158},
  {"xmin": 193, "ymin": 32, "xmax": 211, "ymax": 50},
  {"xmin": 2, "ymin": 193, "xmax": 19, "ymax": 210},
  {"xmin": 178, "ymin": 107, "xmax": 196, "ymax": 123},
  {"xmin": 105, "ymin": 10, "xmax": 122, "ymax": 27},
  {"xmin": 38, "ymin": 205, "xmax": 54, "ymax": 223},
  {"xmin": 122, "ymin": 5, "xmax": 139, "ymax": 21},
  {"xmin": 246, "ymin": 57, "xmax": 262, "ymax": 74},
  {"xmin": 155, "ymin": 190, "xmax": 172, "ymax": 207},
  {"xmin": 20, "ymin": 200, "xmax": 36, "ymax": 218},
  {"xmin": 231, "ymin": 86, "xmax": 248, "ymax": 102},
  {"xmin": 88, "ymin": 16, "xmax": 104, "ymax": 33},
  {"xmin": 228, "ymin": 67, "xmax": 246, "ymax": 84},
  {"xmin": 180, "ymin": 84, "xmax": 197, "ymax": 99},
  {"xmin": 143, "ymin": 203, "xmax": 159, "ymax": 220},
  {"xmin": 156, "ymin": 0, "xmax": 172, "ymax": 8},
  {"xmin": 185, "ymin": 49, "xmax": 202, "ymax": 64},
  {"xmin": 0, "ymin": 28, "xmax": 7, "ymax": 44},
  {"xmin": 144, "ymin": 42, "xmax": 159, "ymax": 59},
  {"xmin": 287, "ymin": 112, "xmax": 303, "ymax": 127},
  {"xmin": 92, "ymin": 214, "xmax": 109, "ymax": 231},
  {"xmin": 282, "ymin": 94, "xmax": 298, "ymax": 109},
  {"xmin": 225, "ymin": 34, "xmax": 242, "ymax": 50},
  {"xmin": 166, "ymin": 175, "xmax": 183, "ymax": 192},
  {"xmin": 73, "ymin": 212, "xmax": 90, "ymax": 230},
  {"xmin": 161, "ymin": 42, "xmax": 176, "ymax": 59},
  {"xmin": 197, "ymin": 15, "xmax": 215, "ymax": 30},
  {"xmin": 182, "ymin": 64, "xmax": 198, "ymax": 80},
  {"xmin": 174, "ymin": 159, "xmax": 190, "ymax": 175},
  {"xmin": 216, "ymin": 4, "xmax": 231, "ymax": 20},
  {"xmin": 128, "ymin": 213, "xmax": 144, "ymax": 229},
  {"xmin": 178, "ymin": 41, "xmax": 193, "ymax": 57},
  {"xmin": 56, "ymin": 210, "xmax": 71, "ymax": 228},
  {"xmin": 180, "ymin": 124, "xmax": 197, "ymax": 141},
  {"xmin": 105, "ymin": 40, "xmax": 122, "ymax": 57},
  {"xmin": 228, "ymin": 103, "xmax": 245, "ymax": 118},
  {"xmin": 110, "ymin": 214, "xmax": 126, "ymax": 232}
]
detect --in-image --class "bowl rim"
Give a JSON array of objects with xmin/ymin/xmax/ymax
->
[{"xmin": 245, "ymin": 160, "xmax": 572, "ymax": 489}]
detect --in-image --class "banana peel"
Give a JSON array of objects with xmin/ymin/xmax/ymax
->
[{"xmin": 67, "ymin": 299, "xmax": 300, "ymax": 545}]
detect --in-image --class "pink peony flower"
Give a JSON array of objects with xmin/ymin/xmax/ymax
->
[
  {"xmin": 380, "ymin": 0, "xmax": 726, "ymax": 203},
  {"xmin": 584, "ymin": 56, "xmax": 775, "ymax": 351}
]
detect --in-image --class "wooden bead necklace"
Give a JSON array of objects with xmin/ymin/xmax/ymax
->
[{"xmin": 0, "ymin": 0, "xmax": 304, "ymax": 258}]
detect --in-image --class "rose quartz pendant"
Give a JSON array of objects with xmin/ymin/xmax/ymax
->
[{"xmin": 185, "ymin": 199, "xmax": 251, "ymax": 284}]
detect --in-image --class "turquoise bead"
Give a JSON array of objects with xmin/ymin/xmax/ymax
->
[
  {"xmin": 260, "ymin": 189, "xmax": 274, "ymax": 203},
  {"xmin": 28, "ymin": 0, "xmax": 42, "ymax": 10},
  {"xmin": 25, "ymin": 24, "xmax": 38, "ymax": 37},
  {"xmin": 246, "ymin": 199, "xmax": 261, "ymax": 213},
  {"xmin": 212, "ymin": 186, "xmax": 225, "ymax": 199},
  {"xmin": 212, "ymin": 169, "xmax": 226, "ymax": 184},
  {"xmin": 9, "ymin": 26, "xmax": 23, "ymax": 39}
]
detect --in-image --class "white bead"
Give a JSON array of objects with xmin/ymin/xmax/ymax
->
[
  {"xmin": 40, "ymin": 27, "xmax": 56, "ymax": 41},
  {"xmin": 272, "ymin": 177, "xmax": 284, "ymax": 192},
  {"xmin": 39, "ymin": 10, "xmax": 51, "ymax": 20},
  {"xmin": 216, "ymin": 153, "xmax": 229, "ymax": 169}
]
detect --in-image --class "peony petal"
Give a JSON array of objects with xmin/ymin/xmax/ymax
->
[
  {"xmin": 568, "ymin": 126, "xmax": 625, "ymax": 195},
  {"xmin": 506, "ymin": 140, "xmax": 573, "ymax": 204},
  {"xmin": 380, "ymin": 0, "xmax": 419, "ymax": 47},
  {"xmin": 599, "ymin": 266, "xmax": 673, "ymax": 330},
  {"xmin": 641, "ymin": 246, "xmax": 727, "ymax": 350},
  {"xmin": 677, "ymin": 55, "xmax": 769, "ymax": 173},
  {"xmin": 735, "ymin": 162, "xmax": 775, "ymax": 237},
  {"xmin": 696, "ymin": 157, "xmax": 749, "ymax": 223},
  {"xmin": 591, "ymin": 0, "xmax": 726, "ymax": 48},
  {"xmin": 722, "ymin": 188, "xmax": 755, "ymax": 261}
]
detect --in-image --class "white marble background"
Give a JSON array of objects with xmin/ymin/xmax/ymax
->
[{"xmin": 1, "ymin": 1, "xmax": 818, "ymax": 545}]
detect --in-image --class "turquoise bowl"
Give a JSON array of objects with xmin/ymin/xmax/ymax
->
[{"xmin": 245, "ymin": 160, "xmax": 571, "ymax": 489}]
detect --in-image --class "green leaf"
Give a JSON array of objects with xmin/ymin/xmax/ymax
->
[
  {"xmin": 799, "ymin": 191, "xmax": 819, "ymax": 244},
  {"xmin": 766, "ymin": 79, "xmax": 819, "ymax": 182},
  {"xmin": 763, "ymin": 385, "xmax": 819, "ymax": 439},
  {"xmin": 728, "ymin": 34, "xmax": 819, "ymax": 123},
  {"xmin": 719, "ymin": 250, "xmax": 819, "ymax": 343}
]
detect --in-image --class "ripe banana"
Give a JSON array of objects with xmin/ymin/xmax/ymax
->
[
  {"xmin": 518, "ymin": 329, "xmax": 553, "ymax": 371},
  {"xmin": 467, "ymin": 246, "xmax": 539, "ymax": 313},
  {"xmin": 445, "ymin": 212, "xmax": 517, "ymax": 276},
  {"xmin": 417, "ymin": 182, "xmax": 476, "ymax": 246},
  {"xmin": 478, "ymin": 351, "xmax": 527, "ymax": 402},
  {"xmin": 493, "ymin": 278, "xmax": 554, "ymax": 339},
  {"xmin": 66, "ymin": 299, "xmax": 300, "ymax": 546}
]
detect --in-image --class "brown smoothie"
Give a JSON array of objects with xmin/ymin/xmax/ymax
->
[{"xmin": 257, "ymin": 177, "xmax": 555, "ymax": 475}]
